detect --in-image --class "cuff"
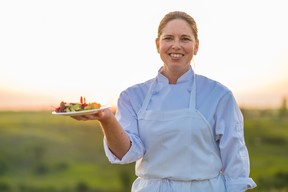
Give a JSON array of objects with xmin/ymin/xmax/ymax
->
[
  {"xmin": 225, "ymin": 177, "xmax": 257, "ymax": 192},
  {"xmin": 103, "ymin": 134, "xmax": 144, "ymax": 164}
]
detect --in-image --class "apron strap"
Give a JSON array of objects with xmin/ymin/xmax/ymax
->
[
  {"xmin": 137, "ymin": 78, "xmax": 157, "ymax": 118},
  {"xmin": 189, "ymin": 73, "xmax": 196, "ymax": 110},
  {"xmin": 138, "ymin": 72, "xmax": 197, "ymax": 117}
]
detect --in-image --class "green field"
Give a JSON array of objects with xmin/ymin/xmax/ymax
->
[{"xmin": 0, "ymin": 110, "xmax": 287, "ymax": 192}]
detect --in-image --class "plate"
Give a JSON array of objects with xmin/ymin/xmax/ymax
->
[{"xmin": 52, "ymin": 105, "xmax": 110, "ymax": 116}]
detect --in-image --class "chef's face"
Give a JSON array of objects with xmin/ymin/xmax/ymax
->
[{"xmin": 156, "ymin": 18, "xmax": 199, "ymax": 74}]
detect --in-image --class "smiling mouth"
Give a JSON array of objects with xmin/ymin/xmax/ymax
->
[{"xmin": 169, "ymin": 53, "xmax": 184, "ymax": 58}]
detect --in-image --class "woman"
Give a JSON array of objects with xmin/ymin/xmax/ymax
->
[{"xmin": 73, "ymin": 11, "xmax": 256, "ymax": 192}]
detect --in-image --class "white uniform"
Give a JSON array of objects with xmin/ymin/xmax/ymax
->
[{"xmin": 104, "ymin": 67, "xmax": 256, "ymax": 192}]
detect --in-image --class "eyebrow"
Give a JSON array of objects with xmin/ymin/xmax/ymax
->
[
  {"xmin": 181, "ymin": 34, "xmax": 193, "ymax": 38},
  {"xmin": 163, "ymin": 34, "xmax": 193, "ymax": 38}
]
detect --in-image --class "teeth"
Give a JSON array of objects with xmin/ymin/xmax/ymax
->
[{"xmin": 170, "ymin": 53, "xmax": 182, "ymax": 58}]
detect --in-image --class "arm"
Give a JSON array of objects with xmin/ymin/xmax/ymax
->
[
  {"xmin": 215, "ymin": 92, "xmax": 256, "ymax": 191},
  {"xmin": 96, "ymin": 109, "xmax": 131, "ymax": 160},
  {"xmin": 72, "ymin": 89, "xmax": 146, "ymax": 163}
]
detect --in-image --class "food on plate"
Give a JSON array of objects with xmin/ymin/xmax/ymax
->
[{"xmin": 54, "ymin": 96, "xmax": 101, "ymax": 113}]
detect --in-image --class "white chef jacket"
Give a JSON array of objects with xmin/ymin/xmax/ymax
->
[{"xmin": 103, "ymin": 66, "xmax": 256, "ymax": 191}]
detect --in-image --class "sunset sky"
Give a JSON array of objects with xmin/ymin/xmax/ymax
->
[{"xmin": 0, "ymin": 0, "xmax": 287, "ymax": 110}]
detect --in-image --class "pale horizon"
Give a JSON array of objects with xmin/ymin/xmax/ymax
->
[
  {"xmin": 1, "ymin": 76, "xmax": 287, "ymax": 111},
  {"xmin": 1, "ymin": 0, "xmax": 287, "ymax": 111}
]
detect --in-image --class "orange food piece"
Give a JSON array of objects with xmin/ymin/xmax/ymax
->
[{"xmin": 83, "ymin": 102, "xmax": 101, "ymax": 110}]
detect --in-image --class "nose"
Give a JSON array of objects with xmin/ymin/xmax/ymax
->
[{"xmin": 171, "ymin": 40, "xmax": 181, "ymax": 50}]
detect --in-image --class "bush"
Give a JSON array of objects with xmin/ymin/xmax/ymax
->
[
  {"xmin": 0, "ymin": 181, "xmax": 11, "ymax": 192},
  {"xmin": 34, "ymin": 163, "xmax": 49, "ymax": 175},
  {"xmin": 75, "ymin": 182, "xmax": 89, "ymax": 192},
  {"xmin": 0, "ymin": 160, "xmax": 8, "ymax": 175}
]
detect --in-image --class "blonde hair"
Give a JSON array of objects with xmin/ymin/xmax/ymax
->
[{"xmin": 157, "ymin": 11, "xmax": 199, "ymax": 41}]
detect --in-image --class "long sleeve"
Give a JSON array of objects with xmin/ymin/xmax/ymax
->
[
  {"xmin": 103, "ymin": 90, "xmax": 146, "ymax": 164},
  {"xmin": 215, "ymin": 92, "xmax": 256, "ymax": 191}
]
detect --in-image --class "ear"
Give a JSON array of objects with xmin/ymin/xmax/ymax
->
[
  {"xmin": 155, "ymin": 38, "xmax": 160, "ymax": 53},
  {"xmin": 194, "ymin": 40, "xmax": 199, "ymax": 55}
]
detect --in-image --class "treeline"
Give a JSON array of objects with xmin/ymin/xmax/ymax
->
[{"xmin": 0, "ymin": 108, "xmax": 288, "ymax": 192}]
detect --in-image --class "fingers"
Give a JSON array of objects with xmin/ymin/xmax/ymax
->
[
  {"xmin": 70, "ymin": 112, "xmax": 101, "ymax": 121},
  {"xmin": 70, "ymin": 109, "xmax": 106, "ymax": 121},
  {"xmin": 71, "ymin": 115, "xmax": 91, "ymax": 121},
  {"xmin": 71, "ymin": 116, "xmax": 87, "ymax": 121}
]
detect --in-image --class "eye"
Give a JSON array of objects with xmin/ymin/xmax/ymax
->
[
  {"xmin": 181, "ymin": 37, "xmax": 192, "ymax": 42},
  {"xmin": 163, "ymin": 37, "xmax": 172, "ymax": 41},
  {"xmin": 162, "ymin": 36, "xmax": 173, "ymax": 41}
]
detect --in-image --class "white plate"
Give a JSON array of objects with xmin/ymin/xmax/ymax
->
[{"xmin": 52, "ymin": 105, "xmax": 110, "ymax": 116}]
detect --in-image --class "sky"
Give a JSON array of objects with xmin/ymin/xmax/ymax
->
[{"xmin": 0, "ymin": 0, "xmax": 287, "ymax": 110}]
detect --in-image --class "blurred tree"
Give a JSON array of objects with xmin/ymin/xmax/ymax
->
[
  {"xmin": 0, "ymin": 181, "xmax": 11, "ymax": 192},
  {"xmin": 278, "ymin": 96, "xmax": 287, "ymax": 117},
  {"xmin": 75, "ymin": 182, "xmax": 89, "ymax": 192},
  {"xmin": 0, "ymin": 157, "xmax": 7, "ymax": 175}
]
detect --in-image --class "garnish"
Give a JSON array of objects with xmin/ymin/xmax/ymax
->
[{"xmin": 54, "ymin": 96, "xmax": 101, "ymax": 113}]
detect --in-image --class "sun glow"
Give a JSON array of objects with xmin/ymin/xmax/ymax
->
[{"xmin": 0, "ymin": 0, "xmax": 287, "ymax": 110}]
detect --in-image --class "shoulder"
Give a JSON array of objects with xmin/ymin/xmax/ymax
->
[
  {"xmin": 195, "ymin": 74, "xmax": 237, "ymax": 111},
  {"xmin": 196, "ymin": 74, "xmax": 231, "ymax": 96}
]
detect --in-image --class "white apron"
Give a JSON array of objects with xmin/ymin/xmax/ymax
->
[{"xmin": 132, "ymin": 74, "xmax": 226, "ymax": 192}]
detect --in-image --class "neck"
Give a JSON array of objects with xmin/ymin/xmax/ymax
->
[{"xmin": 160, "ymin": 66, "xmax": 190, "ymax": 84}]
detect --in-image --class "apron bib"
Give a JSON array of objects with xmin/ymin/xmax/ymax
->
[{"xmin": 135, "ymin": 74, "xmax": 223, "ymax": 181}]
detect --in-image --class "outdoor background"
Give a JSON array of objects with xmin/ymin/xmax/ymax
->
[
  {"xmin": 0, "ymin": 109, "xmax": 287, "ymax": 192},
  {"xmin": 1, "ymin": 0, "xmax": 287, "ymax": 110},
  {"xmin": 0, "ymin": 0, "xmax": 287, "ymax": 191}
]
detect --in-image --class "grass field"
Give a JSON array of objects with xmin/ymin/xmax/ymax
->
[{"xmin": 0, "ymin": 109, "xmax": 287, "ymax": 192}]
